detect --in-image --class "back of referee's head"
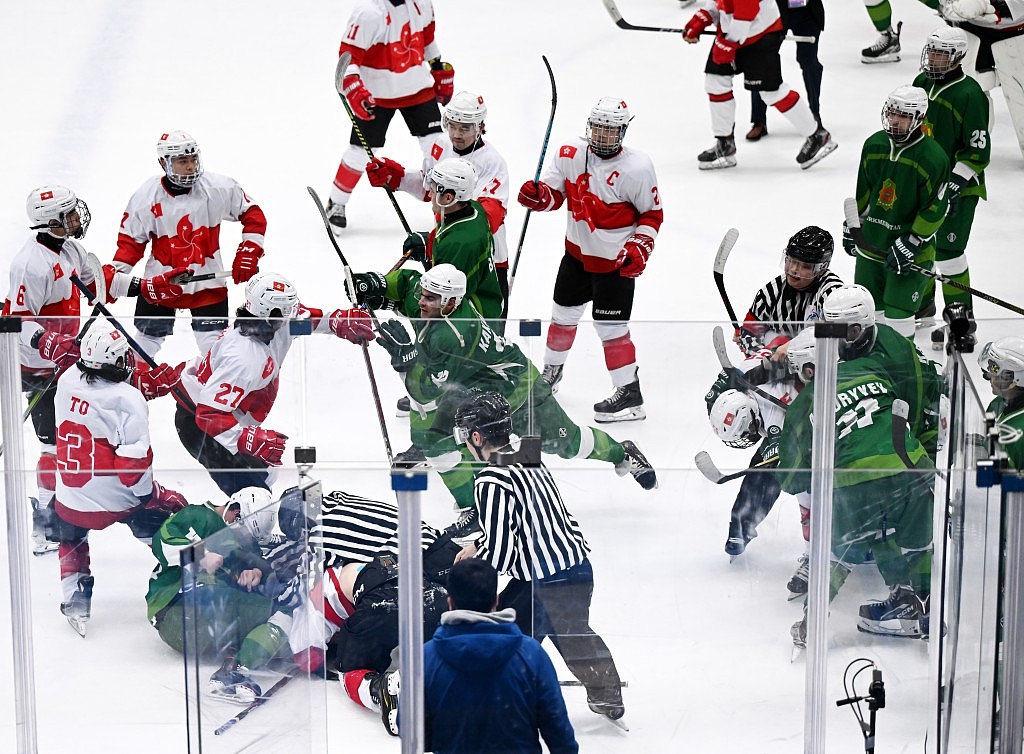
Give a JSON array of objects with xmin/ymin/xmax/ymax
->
[{"xmin": 446, "ymin": 558, "xmax": 499, "ymax": 613}]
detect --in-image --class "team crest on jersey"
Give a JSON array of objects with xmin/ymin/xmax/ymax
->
[
  {"xmin": 53, "ymin": 263, "xmax": 64, "ymax": 281},
  {"xmin": 262, "ymin": 356, "xmax": 275, "ymax": 379},
  {"xmin": 387, "ymin": 23, "xmax": 425, "ymax": 72},
  {"xmin": 877, "ymin": 179, "xmax": 897, "ymax": 211},
  {"xmin": 559, "ymin": 145, "xmax": 577, "ymax": 159},
  {"xmin": 167, "ymin": 214, "xmax": 209, "ymax": 267},
  {"xmin": 431, "ymin": 143, "xmax": 443, "ymax": 160},
  {"xmin": 151, "ymin": 203, "xmax": 163, "ymax": 219}
]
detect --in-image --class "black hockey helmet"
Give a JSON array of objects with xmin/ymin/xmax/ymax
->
[
  {"xmin": 786, "ymin": 225, "xmax": 834, "ymax": 269},
  {"xmin": 454, "ymin": 391, "xmax": 513, "ymax": 447}
]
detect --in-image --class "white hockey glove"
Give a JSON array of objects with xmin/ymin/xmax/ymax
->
[{"xmin": 942, "ymin": 0, "xmax": 998, "ymax": 23}]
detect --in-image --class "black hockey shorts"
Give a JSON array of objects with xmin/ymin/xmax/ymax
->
[
  {"xmin": 349, "ymin": 98, "xmax": 442, "ymax": 149},
  {"xmin": 552, "ymin": 252, "xmax": 635, "ymax": 321},
  {"xmin": 173, "ymin": 404, "xmax": 272, "ymax": 497},
  {"xmin": 704, "ymin": 30, "xmax": 785, "ymax": 92},
  {"xmin": 21, "ymin": 371, "xmax": 57, "ymax": 445},
  {"xmin": 134, "ymin": 296, "xmax": 228, "ymax": 339}
]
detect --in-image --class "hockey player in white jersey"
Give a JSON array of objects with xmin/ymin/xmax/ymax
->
[
  {"xmin": 50, "ymin": 324, "xmax": 188, "ymax": 635},
  {"xmin": 519, "ymin": 97, "xmax": 663, "ymax": 423},
  {"xmin": 175, "ymin": 272, "xmax": 374, "ymax": 496},
  {"xmin": 365, "ymin": 90, "xmax": 512, "ymax": 308},
  {"xmin": 107, "ymin": 130, "xmax": 268, "ymax": 356}
]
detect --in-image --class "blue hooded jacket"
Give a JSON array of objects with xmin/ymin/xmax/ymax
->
[{"xmin": 423, "ymin": 609, "xmax": 578, "ymax": 753}]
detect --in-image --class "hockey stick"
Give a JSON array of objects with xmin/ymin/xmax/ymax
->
[
  {"xmin": 559, "ymin": 679, "xmax": 629, "ymax": 687},
  {"xmin": 173, "ymin": 270, "xmax": 233, "ymax": 284},
  {"xmin": 712, "ymin": 326, "xmax": 789, "ymax": 411},
  {"xmin": 600, "ymin": 0, "xmax": 815, "ymax": 41},
  {"xmin": 712, "ymin": 228, "xmax": 768, "ymax": 355},
  {"xmin": 334, "ymin": 52, "xmax": 413, "ymax": 236},
  {"xmin": 507, "ymin": 55, "xmax": 557, "ymax": 308},
  {"xmin": 891, "ymin": 398, "xmax": 915, "ymax": 469},
  {"xmin": 213, "ymin": 671, "xmax": 298, "ymax": 735},
  {"xmin": 307, "ymin": 186, "xmax": 394, "ymax": 465},
  {"xmin": 695, "ymin": 451, "xmax": 749, "ymax": 484},
  {"xmin": 842, "ymin": 197, "xmax": 1024, "ymax": 316}
]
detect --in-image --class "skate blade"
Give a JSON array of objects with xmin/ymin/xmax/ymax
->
[
  {"xmin": 594, "ymin": 407, "xmax": 646, "ymax": 424},
  {"xmin": 799, "ymin": 140, "xmax": 837, "ymax": 170},
  {"xmin": 787, "ymin": 590, "xmax": 807, "ymax": 602},
  {"xmin": 32, "ymin": 541, "xmax": 59, "ymax": 556},
  {"xmin": 208, "ymin": 688, "xmax": 260, "ymax": 705},
  {"xmin": 856, "ymin": 619, "xmax": 922, "ymax": 639},
  {"xmin": 791, "ymin": 644, "xmax": 805, "ymax": 663},
  {"xmin": 603, "ymin": 715, "xmax": 629, "ymax": 732},
  {"xmin": 697, "ymin": 157, "xmax": 738, "ymax": 171},
  {"xmin": 861, "ymin": 54, "xmax": 900, "ymax": 64},
  {"xmin": 65, "ymin": 615, "xmax": 88, "ymax": 637}
]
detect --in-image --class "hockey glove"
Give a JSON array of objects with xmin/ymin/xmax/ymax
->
[
  {"xmin": 944, "ymin": 171, "xmax": 974, "ymax": 216},
  {"xmin": 517, "ymin": 181, "xmax": 556, "ymax": 211},
  {"xmin": 329, "ymin": 308, "xmax": 375, "ymax": 343},
  {"xmin": 682, "ymin": 9, "xmax": 713, "ymax": 43},
  {"xmin": 139, "ymin": 266, "xmax": 189, "ymax": 304},
  {"xmin": 376, "ymin": 319, "xmax": 418, "ymax": 372},
  {"xmin": 402, "ymin": 231, "xmax": 429, "ymax": 263},
  {"xmin": 237, "ymin": 426, "xmax": 288, "ymax": 466},
  {"xmin": 232, "ymin": 240, "xmax": 263, "ymax": 284},
  {"xmin": 346, "ymin": 272, "xmax": 388, "ymax": 309},
  {"xmin": 342, "ymin": 74, "xmax": 376, "ymax": 120},
  {"xmin": 145, "ymin": 482, "xmax": 189, "ymax": 515},
  {"xmin": 34, "ymin": 331, "xmax": 80, "ymax": 371},
  {"xmin": 841, "ymin": 221, "xmax": 857, "ymax": 257},
  {"xmin": 134, "ymin": 361, "xmax": 185, "ymax": 400},
  {"xmin": 616, "ymin": 233, "xmax": 654, "ymax": 278},
  {"xmin": 943, "ymin": 0, "xmax": 998, "ymax": 23},
  {"xmin": 711, "ymin": 35, "xmax": 739, "ymax": 65},
  {"xmin": 885, "ymin": 233, "xmax": 922, "ymax": 274},
  {"xmin": 736, "ymin": 328, "xmax": 763, "ymax": 358},
  {"xmin": 366, "ymin": 157, "xmax": 406, "ymax": 191},
  {"xmin": 430, "ymin": 59, "xmax": 455, "ymax": 105}
]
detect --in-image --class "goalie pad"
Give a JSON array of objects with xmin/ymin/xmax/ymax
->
[{"xmin": 992, "ymin": 34, "xmax": 1024, "ymax": 158}]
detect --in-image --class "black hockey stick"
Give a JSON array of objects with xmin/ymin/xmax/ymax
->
[
  {"xmin": 214, "ymin": 671, "xmax": 298, "ymax": 735},
  {"xmin": 307, "ymin": 186, "xmax": 394, "ymax": 465},
  {"xmin": 600, "ymin": 0, "xmax": 815, "ymax": 41},
  {"xmin": 712, "ymin": 326, "xmax": 789, "ymax": 411},
  {"xmin": 842, "ymin": 197, "xmax": 1024, "ymax": 316},
  {"xmin": 334, "ymin": 52, "xmax": 413, "ymax": 237},
  {"xmin": 712, "ymin": 228, "xmax": 767, "ymax": 355},
  {"xmin": 508, "ymin": 55, "xmax": 557, "ymax": 308}
]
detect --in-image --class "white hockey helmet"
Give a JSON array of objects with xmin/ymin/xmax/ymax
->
[
  {"xmin": 978, "ymin": 336, "xmax": 1024, "ymax": 393},
  {"xmin": 157, "ymin": 130, "xmax": 203, "ymax": 188},
  {"xmin": 244, "ymin": 271, "xmax": 299, "ymax": 321},
  {"xmin": 881, "ymin": 85, "xmax": 928, "ymax": 144},
  {"xmin": 79, "ymin": 323, "xmax": 134, "ymax": 382},
  {"xmin": 587, "ymin": 97, "xmax": 632, "ymax": 157},
  {"xmin": 427, "ymin": 157, "xmax": 478, "ymax": 203},
  {"xmin": 785, "ymin": 327, "xmax": 818, "ymax": 384},
  {"xmin": 26, "ymin": 185, "xmax": 91, "ymax": 239},
  {"xmin": 921, "ymin": 26, "xmax": 969, "ymax": 79},
  {"xmin": 823, "ymin": 284, "xmax": 878, "ymax": 360},
  {"xmin": 709, "ymin": 389, "xmax": 762, "ymax": 449},
  {"xmin": 419, "ymin": 263, "xmax": 467, "ymax": 309},
  {"xmin": 227, "ymin": 487, "xmax": 279, "ymax": 544},
  {"xmin": 443, "ymin": 91, "xmax": 487, "ymax": 128}
]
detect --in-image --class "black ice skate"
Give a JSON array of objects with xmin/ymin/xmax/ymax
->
[
  {"xmin": 60, "ymin": 575, "xmax": 94, "ymax": 637},
  {"xmin": 857, "ymin": 584, "xmax": 925, "ymax": 638},
  {"xmin": 396, "ymin": 395, "xmax": 411, "ymax": 417},
  {"xmin": 796, "ymin": 126, "xmax": 837, "ymax": 170},
  {"xmin": 30, "ymin": 497, "xmax": 58, "ymax": 556},
  {"xmin": 392, "ymin": 444, "xmax": 429, "ymax": 470},
  {"xmin": 725, "ymin": 520, "xmax": 757, "ymax": 561},
  {"xmin": 787, "ymin": 554, "xmax": 809, "ymax": 601},
  {"xmin": 377, "ymin": 669, "xmax": 400, "ymax": 736},
  {"xmin": 325, "ymin": 199, "xmax": 347, "ymax": 231},
  {"xmin": 588, "ymin": 698, "xmax": 628, "ymax": 731},
  {"xmin": 615, "ymin": 440, "xmax": 658, "ymax": 490},
  {"xmin": 594, "ymin": 380, "xmax": 645, "ymax": 423},
  {"xmin": 861, "ymin": 22, "xmax": 901, "ymax": 64},
  {"xmin": 209, "ymin": 657, "xmax": 263, "ymax": 704},
  {"xmin": 697, "ymin": 134, "xmax": 737, "ymax": 170},
  {"xmin": 444, "ymin": 506, "xmax": 482, "ymax": 547},
  {"xmin": 541, "ymin": 363, "xmax": 564, "ymax": 393}
]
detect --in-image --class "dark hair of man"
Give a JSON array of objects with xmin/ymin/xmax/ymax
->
[{"xmin": 446, "ymin": 558, "xmax": 498, "ymax": 613}]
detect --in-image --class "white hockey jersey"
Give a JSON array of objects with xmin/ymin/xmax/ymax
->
[
  {"xmin": 340, "ymin": 0, "xmax": 440, "ymax": 108},
  {"xmin": 540, "ymin": 137, "xmax": 663, "ymax": 274},
  {"xmin": 54, "ymin": 368, "xmax": 153, "ymax": 525},
  {"xmin": 113, "ymin": 173, "xmax": 266, "ymax": 309},
  {"xmin": 399, "ymin": 135, "xmax": 511, "ymax": 264},
  {"xmin": 704, "ymin": 0, "xmax": 784, "ymax": 45},
  {"xmin": 3, "ymin": 234, "xmax": 98, "ymax": 375}
]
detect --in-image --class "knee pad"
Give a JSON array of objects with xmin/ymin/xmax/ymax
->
[
  {"xmin": 594, "ymin": 321, "xmax": 630, "ymax": 342},
  {"xmin": 551, "ymin": 303, "xmax": 586, "ymax": 326}
]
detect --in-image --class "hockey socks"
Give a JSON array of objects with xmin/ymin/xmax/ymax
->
[{"xmin": 237, "ymin": 621, "xmax": 289, "ymax": 672}]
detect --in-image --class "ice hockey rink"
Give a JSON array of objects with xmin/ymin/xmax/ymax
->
[{"xmin": 2, "ymin": 0, "xmax": 1023, "ymax": 751}]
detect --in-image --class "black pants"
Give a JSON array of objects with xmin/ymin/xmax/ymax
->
[
  {"xmin": 349, "ymin": 99, "xmax": 442, "ymax": 148},
  {"xmin": 174, "ymin": 404, "xmax": 272, "ymax": 497},
  {"xmin": 134, "ymin": 296, "xmax": 228, "ymax": 339},
  {"xmin": 21, "ymin": 372, "xmax": 57, "ymax": 445},
  {"xmin": 751, "ymin": 10, "xmax": 823, "ymax": 123},
  {"xmin": 499, "ymin": 559, "xmax": 622, "ymax": 706}
]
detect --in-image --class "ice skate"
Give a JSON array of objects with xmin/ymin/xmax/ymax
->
[
  {"xmin": 325, "ymin": 199, "xmax": 347, "ymax": 232},
  {"xmin": 857, "ymin": 584, "xmax": 924, "ymax": 638},
  {"xmin": 588, "ymin": 698, "xmax": 628, "ymax": 731},
  {"xmin": 60, "ymin": 575, "xmax": 94, "ymax": 637},
  {"xmin": 787, "ymin": 554, "xmax": 809, "ymax": 601},
  {"xmin": 392, "ymin": 444, "xmax": 429, "ymax": 470},
  {"xmin": 396, "ymin": 396, "xmax": 410, "ymax": 418},
  {"xmin": 209, "ymin": 657, "xmax": 263, "ymax": 704},
  {"xmin": 594, "ymin": 380, "xmax": 645, "ymax": 423},
  {"xmin": 724, "ymin": 520, "xmax": 747, "ymax": 561},
  {"xmin": 378, "ymin": 668, "xmax": 400, "ymax": 736},
  {"xmin": 445, "ymin": 506, "xmax": 481, "ymax": 547},
  {"xmin": 861, "ymin": 22, "xmax": 901, "ymax": 64},
  {"xmin": 541, "ymin": 363, "xmax": 564, "ymax": 393},
  {"xmin": 615, "ymin": 440, "xmax": 658, "ymax": 490},
  {"xmin": 30, "ymin": 498, "xmax": 58, "ymax": 555},
  {"xmin": 697, "ymin": 134, "xmax": 737, "ymax": 170},
  {"xmin": 796, "ymin": 126, "xmax": 837, "ymax": 170},
  {"xmin": 790, "ymin": 613, "xmax": 807, "ymax": 661}
]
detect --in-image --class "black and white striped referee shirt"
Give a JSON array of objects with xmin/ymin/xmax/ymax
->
[
  {"xmin": 474, "ymin": 463, "xmax": 590, "ymax": 582},
  {"xmin": 746, "ymin": 270, "xmax": 844, "ymax": 341}
]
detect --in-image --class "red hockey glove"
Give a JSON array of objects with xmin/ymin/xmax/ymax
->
[
  {"xmin": 342, "ymin": 74, "xmax": 376, "ymax": 120},
  {"xmin": 711, "ymin": 35, "xmax": 739, "ymax": 65},
  {"xmin": 35, "ymin": 331, "xmax": 80, "ymax": 371},
  {"xmin": 232, "ymin": 240, "xmax": 263, "ymax": 284},
  {"xmin": 517, "ymin": 181, "xmax": 556, "ymax": 211},
  {"xmin": 237, "ymin": 426, "xmax": 288, "ymax": 466},
  {"xmin": 365, "ymin": 157, "xmax": 406, "ymax": 191},
  {"xmin": 430, "ymin": 60, "xmax": 455, "ymax": 105},
  {"xmin": 135, "ymin": 361, "xmax": 185, "ymax": 400},
  {"xmin": 329, "ymin": 308, "xmax": 375, "ymax": 344},
  {"xmin": 146, "ymin": 482, "xmax": 189, "ymax": 515},
  {"xmin": 140, "ymin": 266, "xmax": 188, "ymax": 304},
  {"xmin": 683, "ymin": 10, "xmax": 713, "ymax": 43},
  {"xmin": 616, "ymin": 234, "xmax": 655, "ymax": 278}
]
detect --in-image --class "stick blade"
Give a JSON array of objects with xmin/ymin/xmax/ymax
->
[
  {"xmin": 842, "ymin": 197, "xmax": 860, "ymax": 229},
  {"xmin": 713, "ymin": 228, "xmax": 740, "ymax": 276},
  {"xmin": 85, "ymin": 253, "xmax": 106, "ymax": 305},
  {"xmin": 335, "ymin": 52, "xmax": 352, "ymax": 95},
  {"xmin": 711, "ymin": 325, "xmax": 735, "ymax": 371},
  {"xmin": 695, "ymin": 451, "xmax": 725, "ymax": 484},
  {"xmin": 892, "ymin": 398, "xmax": 910, "ymax": 422}
]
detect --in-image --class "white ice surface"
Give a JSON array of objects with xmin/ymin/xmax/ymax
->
[{"xmin": 1, "ymin": 0, "xmax": 1022, "ymax": 751}]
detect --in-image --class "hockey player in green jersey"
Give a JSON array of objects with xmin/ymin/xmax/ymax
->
[
  {"xmin": 978, "ymin": 337, "xmax": 1024, "ymax": 470},
  {"xmin": 345, "ymin": 264, "xmax": 657, "ymax": 509},
  {"xmin": 845, "ymin": 85, "xmax": 950, "ymax": 336},
  {"xmin": 913, "ymin": 25, "xmax": 991, "ymax": 328}
]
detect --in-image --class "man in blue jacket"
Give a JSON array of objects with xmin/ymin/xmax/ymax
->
[{"xmin": 423, "ymin": 558, "xmax": 578, "ymax": 754}]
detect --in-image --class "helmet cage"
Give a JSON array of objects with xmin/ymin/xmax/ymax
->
[
  {"xmin": 881, "ymin": 87, "xmax": 928, "ymax": 144},
  {"xmin": 710, "ymin": 389, "xmax": 762, "ymax": 449},
  {"xmin": 978, "ymin": 338, "xmax": 1024, "ymax": 392},
  {"xmin": 157, "ymin": 131, "xmax": 203, "ymax": 188},
  {"xmin": 921, "ymin": 28, "xmax": 968, "ymax": 79},
  {"xmin": 27, "ymin": 186, "xmax": 92, "ymax": 239},
  {"xmin": 586, "ymin": 97, "xmax": 631, "ymax": 157},
  {"xmin": 78, "ymin": 326, "xmax": 135, "ymax": 382}
]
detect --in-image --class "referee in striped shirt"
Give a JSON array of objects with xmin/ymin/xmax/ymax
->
[{"xmin": 452, "ymin": 391, "xmax": 625, "ymax": 723}]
